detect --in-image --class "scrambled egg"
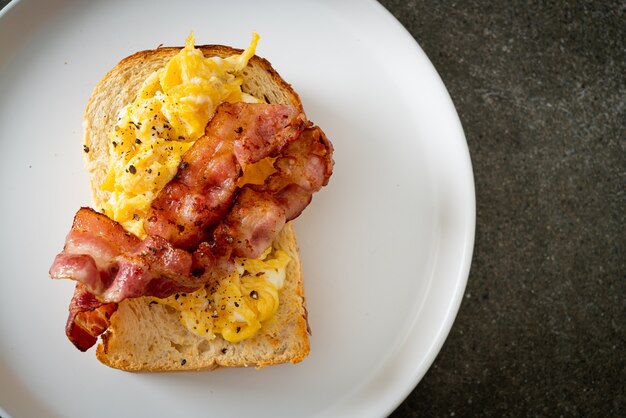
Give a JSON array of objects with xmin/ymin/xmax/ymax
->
[
  {"xmin": 153, "ymin": 248, "xmax": 290, "ymax": 342},
  {"xmin": 100, "ymin": 32, "xmax": 288, "ymax": 342}
]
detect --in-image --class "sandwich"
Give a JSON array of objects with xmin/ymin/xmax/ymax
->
[{"xmin": 49, "ymin": 33, "xmax": 334, "ymax": 371}]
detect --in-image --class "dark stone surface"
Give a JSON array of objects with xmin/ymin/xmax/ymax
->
[
  {"xmin": 377, "ymin": 0, "xmax": 625, "ymax": 416},
  {"xmin": 1, "ymin": 0, "xmax": 623, "ymax": 416}
]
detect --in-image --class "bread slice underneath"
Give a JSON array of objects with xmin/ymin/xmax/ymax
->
[{"xmin": 83, "ymin": 43, "xmax": 310, "ymax": 371}]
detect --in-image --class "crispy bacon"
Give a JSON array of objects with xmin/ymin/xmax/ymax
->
[
  {"xmin": 145, "ymin": 102, "xmax": 306, "ymax": 250},
  {"xmin": 213, "ymin": 188, "xmax": 287, "ymax": 258},
  {"xmin": 50, "ymin": 208, "xmax": 205, "ymax": 302},
  {"xmin": 50, "ymin": 102, "xmax": 333, "ymax": 351},
  {"xmin": 215, "ymin": 127, "xmax": 334, "ymax": 258},
  {"xmin": 260, "ymin": 125, "xmax": 334, "ymax": 220}
]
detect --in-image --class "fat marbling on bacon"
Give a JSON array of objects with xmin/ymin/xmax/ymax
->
[{"xmin": 49, "ymin": 102, "xmax": 334, "ymax": 351}]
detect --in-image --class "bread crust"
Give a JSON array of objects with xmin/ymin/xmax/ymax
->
[{"xmin": 84, "ymin": 42, "xmax": 310, "ymax": 371}]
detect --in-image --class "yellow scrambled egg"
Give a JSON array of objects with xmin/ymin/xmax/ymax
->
[
  {"xmin": 153, "ymin": 248, "xmax": 290, "ymax": 342},
  {"xmin": 100, "ymin": 32, "xmax": 288, "ymax": 342}
]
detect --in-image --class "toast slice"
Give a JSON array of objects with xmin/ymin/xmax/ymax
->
[{"xmin": 82, "ymin": 44, "xmax": 310, "ymax": 371}]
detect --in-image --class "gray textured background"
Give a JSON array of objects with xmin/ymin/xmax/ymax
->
[
  {"xmin": 378, "ymin": 1, "xmax": 625, "ymax": 416},
  {"xmin": 1, "ymin": 0, "xmax": 624, "ymax": 416}
]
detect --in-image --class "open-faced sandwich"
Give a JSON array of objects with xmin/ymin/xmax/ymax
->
[{"xmin": 49, "ymin": 33, "xmax": 334, "ymax": 371}]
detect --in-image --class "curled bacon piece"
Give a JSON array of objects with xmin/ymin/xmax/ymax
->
[
  {"xmin": 50, "ymin": 208, "xmax": 205, "ymax": 302},
  {"xmin": 50, "ymin": 102, "xmax": 333, "ymax": 350},
  {"xmin": 214, "ymin": 126, "xmax": 334, "ymax": 258},
  {"xmin": 66, "ymin": 284, "xmax": 117, "ymax": 352},
  {"xmin": 261, "ymin": 125, "xmax": 334, "ymax": 220},
  {"xmin": 51, "ymin": 207, "xmax": 229, "ymax": 351}
]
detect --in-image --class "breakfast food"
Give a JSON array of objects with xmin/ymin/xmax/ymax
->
[{"xmin": 49, "ymin": 33, "xmax": 333, "ymax": 371}]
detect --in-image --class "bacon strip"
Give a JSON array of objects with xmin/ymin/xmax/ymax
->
[
  {"xmin": 50, "ymin": 208, "xmax": 205, "ymax": 302},
  {"xmin": 262, "ymin": 125, "xmax": 334, "ymax": 220},
  {"xmin": 145, "ymin": 102, "xmax": 306, "ymax": 250},
  {"xmin": 214, "ymin": 127, "xmax": 334, "ymax": 258}
]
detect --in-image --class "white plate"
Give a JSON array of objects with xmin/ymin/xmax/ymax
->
[{"xmin": 0, "ymin": 0, "xmax": 474, "ymax": 417}]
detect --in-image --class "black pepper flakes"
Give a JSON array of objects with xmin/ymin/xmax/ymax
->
[
  {"xmin": 236, "ymin": 326, "xmax": 241, "ymax": 333},
  {"xmin": 133, "ymin": 214, "xmax": 140, "ymax": 221},
  {"xmin": 83, "ymin": 145, "xmax": 90, "ymax": 153},
  {"xmin": 221, "ymin": 348, "xmax": 227, "ymax": 354},
  {"xmin": 181, "ymin": 359, "xmax": 187, "ymax": 366},
  {"xmin": 128, "ymin": 165, "xmax": 137, "ymax": 174},
  {"xmin": 135, "ymin": 138, "xmax": 142, "ymax": 144},
  {"xmin": 249, "ymin": 290, "xmax": 258, "ymax": 300}
]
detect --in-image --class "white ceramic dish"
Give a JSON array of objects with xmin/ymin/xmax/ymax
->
[{"xmin": 0, "ymin": 0, "xmax": 474, "ymax": 417}]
